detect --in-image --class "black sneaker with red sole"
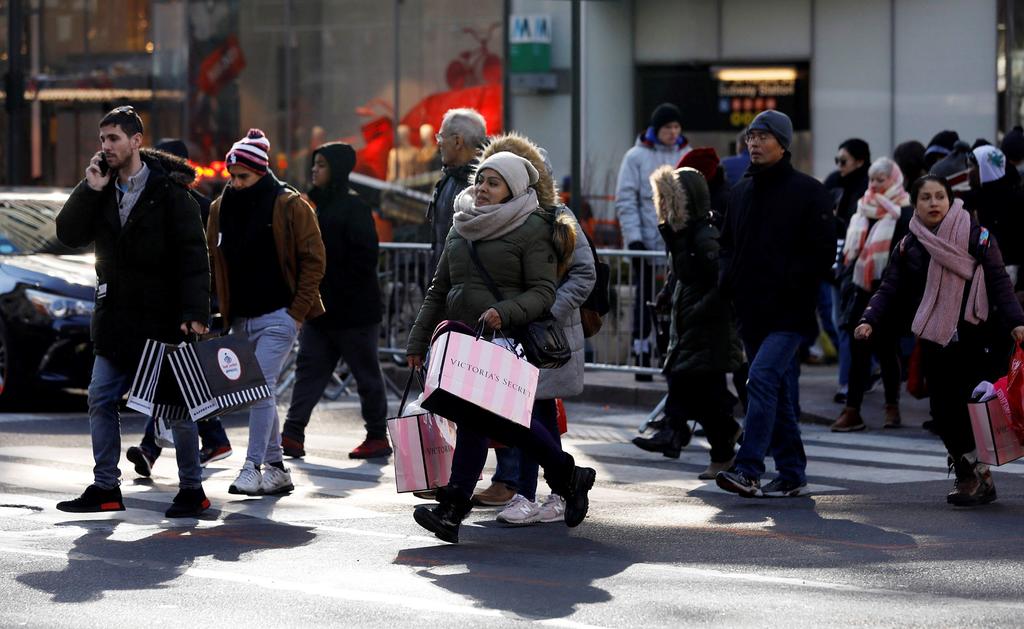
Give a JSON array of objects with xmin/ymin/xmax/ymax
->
[{"xmin": 56, "ymin": 485, "xmax": 126, "ymax": 513}]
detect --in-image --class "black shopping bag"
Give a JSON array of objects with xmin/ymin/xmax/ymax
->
[
  {"xmin": 165, "ymin": 334, "xmax": 272, "ymax": 421},
  {"xmin": 127, "ymin": 339, "xmax": 191, "ymax": 422}
]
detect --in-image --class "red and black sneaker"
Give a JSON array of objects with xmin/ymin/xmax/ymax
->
[
  {"xmin": 165, "ymin": 486, "xmax": 211, "ymax": 518},
  {"xmin": 199, "ymin": 445, "xmax": 233, "ymax": 467},
  {"xmin": 56, "ymin": 485, "xmax": 126, "ymax": 513},
  {"xmin": 348, "ymin": 437, "xmax": 393, "ymax": 459},
  {"xmin": 126, "ymin": 446, "xmax": 154, "ymax": 478}
]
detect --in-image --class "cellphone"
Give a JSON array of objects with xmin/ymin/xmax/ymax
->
[{"xmin": 97, "ymin": 152, "xmax": 110, "ymax": 176}]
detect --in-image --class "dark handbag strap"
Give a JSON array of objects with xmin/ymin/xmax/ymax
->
[{"xmin": 467, "ymin": 239, "xmax": 506, "ymax": 303}]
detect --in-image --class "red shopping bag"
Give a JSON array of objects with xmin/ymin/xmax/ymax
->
[
  {"xmin": 906, "ymin": 339, "xmax": 928, "ymax": 399},
  {"xmin": 994, "ymin": 346, "xmax": 1024, "ymax": 444},
  {"xmin": 556, "ymin": 398, "xmax": 568, "ymax": 435}
]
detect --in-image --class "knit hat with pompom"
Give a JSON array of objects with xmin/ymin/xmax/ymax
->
[{"xmin": 226, "ymin": 128, "xmax": 271, "ymax": 176}]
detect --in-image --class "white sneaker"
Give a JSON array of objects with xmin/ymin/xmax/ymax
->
[
  {"xmin": 229, "ymin": 461, "xmax": 263, "ymax": 495},
  {"xmin": 537, "ymin": 494, "xmax": 565, "ymax": 523},
  {"xmin": 260, "ymin": 464, "xmax": 294, "ymax": 495},
  {"xmin": 496, "ymin": 494, "xmax": 541, "ymax": 525}
]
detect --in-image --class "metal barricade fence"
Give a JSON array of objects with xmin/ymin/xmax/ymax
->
[{"xmin": 376, "ymin": 242, "xmax": 670, "ymax": 375}]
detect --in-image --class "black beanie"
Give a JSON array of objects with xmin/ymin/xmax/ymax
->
[
  {"xmin": 838, "ymin": 138, "xmax": 870, "ymax": 164},
  {"xmin": 649, "ymin": 103, "xmax": 683, "ymax": 132},
  {"xmin": 155, "ymin": 139, "xmax": 189, "ymax": 160},
  {"xmin": 926, "ymin": 130, "xmax": 960, "ymax": 155},
  {"xmin": 1001, "ymin": 126, "xmax": 1024, "ymax": 162}
]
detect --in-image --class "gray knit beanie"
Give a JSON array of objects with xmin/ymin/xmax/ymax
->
[
  {"xmin": 747, "ymin": 109, "xmax": 794, "ymax": 151},
  {"xmin": 477, "ymin": 151, "xmax": 539, "ymax": 197}
]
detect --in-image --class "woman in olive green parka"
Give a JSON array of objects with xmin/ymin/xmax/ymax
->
[{"xmin": 405, "ymin": 151, "xmax": 597, "ymax": 544}]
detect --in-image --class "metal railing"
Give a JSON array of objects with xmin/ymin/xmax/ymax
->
[{"xmin": 376, "ymin": 242, "xmax": 670, "ymax": 374}]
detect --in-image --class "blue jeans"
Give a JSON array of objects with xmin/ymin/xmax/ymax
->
[
  {"xmin": 140, "ymin": 416, "xmax": 230, "ymax": 461},
  {"xmin": 88, "ymin": 355, "xmax": 202, "ymax": 489},
  {"xmin": 491, "ymin": 399, "xmax": 561, "ymax": 501},
  {"xmin": 816, "ymin": 282, "xmax": 840, "ymax": 350},
  {"xmin": 832, "ymin": 285, "xmax": 851, "ymax": 388},
  {"xmin": 232, "ymin": 307, "xmax": 299, "ymax": 466},
  {"xmin": 734, "ymin": 332, "xmax": 807, "ymax": 484}
]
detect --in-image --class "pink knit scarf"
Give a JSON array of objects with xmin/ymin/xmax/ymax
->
[{"xmin": 909, "ymin": 199, "xmax": 988, "ymax": 347}]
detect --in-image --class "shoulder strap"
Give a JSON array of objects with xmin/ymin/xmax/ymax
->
[{"xmin": 467, "ymin": 240, "xmax": 506, "ymax": 302}]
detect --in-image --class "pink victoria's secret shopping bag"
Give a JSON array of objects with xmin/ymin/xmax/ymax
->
[
  {"xmin": 421, "ymin": 328, "xmax": 539, "ymax": 430},
  {"xmin": 969, "ymin": 393, "xmax": 1024, "ymax": 466},
  {"xmin": 386, "ymin": 372, "xmax": 458, "ymax": 493}
]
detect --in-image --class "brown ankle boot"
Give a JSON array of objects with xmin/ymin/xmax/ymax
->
[
  {"xmin": 830, "ymin": 407, "xmax": 866, "ymax": 432},
  {"xmin": 947, "ymin": 455, "xmax": 997, "ymax": 507},
  {"xmin": 883, "ymin": 404, "xmax": 902, "ymax": 429}
]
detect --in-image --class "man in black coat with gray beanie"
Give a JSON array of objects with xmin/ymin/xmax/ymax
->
[{"xmin": 715, "ymin": 109, "xmax": 835, "ymax": 499}]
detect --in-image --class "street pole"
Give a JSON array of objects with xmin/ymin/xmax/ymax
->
[
  {"xmin": 570, "ymin": 0, "xmax": 581, "ymax": 217},
  {"xmin": 5, "ymin": 0, "xmax": 27, "ymax": 185}
]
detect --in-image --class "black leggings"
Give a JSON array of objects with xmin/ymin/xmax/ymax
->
[
  {"xmin": 665, "ymin": 371, "xmax": 741, "ymax": 463},
  {"xmin": 847, "ymin": 332, "xmax": 901, "ymax": 410},
  {"xmin": 920, "ymin": 336, "xmax": 991, "ymax": 459}
]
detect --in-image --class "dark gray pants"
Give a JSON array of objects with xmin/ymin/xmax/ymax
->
[{"xmin": 283, "ymin": 322, "xmax": 388, "ymax": 441}]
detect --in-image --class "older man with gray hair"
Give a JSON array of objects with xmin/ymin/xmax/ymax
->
[{"xmin": 426, "ymin": 108, "xmax": 487, "ymax": 272}]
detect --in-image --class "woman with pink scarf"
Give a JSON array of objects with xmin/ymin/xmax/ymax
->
[
  {"xmin": 832, "ymin": 158, "xmax": 912, "ymax": 432},
  {"xmin": 856, "ymin": 175, "xmax": 1024, "ymax": 507}
]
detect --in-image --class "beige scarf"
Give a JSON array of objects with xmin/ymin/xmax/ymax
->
[{"xmin": 452, "ymin": 186, "xmax": 539, "ymax": 241}]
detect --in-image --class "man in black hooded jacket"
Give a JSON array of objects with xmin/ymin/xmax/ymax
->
[
  {"xmin": 281, "ymin": 142, "xmax": 391, "ymax": 460},
  {"xmin": 53, "ymin": 105, "xmax": 211, "ymax": 518}
]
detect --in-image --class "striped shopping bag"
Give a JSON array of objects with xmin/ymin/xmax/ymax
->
[
  {"xmin": 387, "ymin": 373, "xmax": 459, "ymax": 493},
  {"xmin": 127, "ymin": 339, "xmax": 191, "ymax": 422},
  {"xmin": 420, "ymin": 326, "xmax": 539, "ymax": 430},
  {"xmin": 165, "ymin": 334, "xmax": 272, "ymax": 422}
]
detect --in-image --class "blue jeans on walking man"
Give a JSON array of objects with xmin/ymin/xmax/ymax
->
[
  {"xmin": 733, "ymin": 331, "xmax": 807, "ymax": 485},
  {"xmin": 88, "ymin": 355, "xmax": 202, "ymax": 489}
]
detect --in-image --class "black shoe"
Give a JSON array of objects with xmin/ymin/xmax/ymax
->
[
  {"xmin": 563, "ymin": 465, "xmax": 597, "ymax": 527},
  {"xmin": 165, "ymin": 486, "xmax": 211, "ymax": 518},
  {"xmin": 126, "ymin": 446, "xmax": 154, "ymax": 478},
  {"xmin": 634, "ymin": 373, "xmax": 654, "ymax": 382},
  {"xmin": 199, "ymin": 445, "xmax": 232, "ymax": 467},
  {"xmin": 631, "ymin": 426, "xmax": 692, "ymax": 459},
  {"xmin": 715, "ymin": 470, "xmax": 761, "ymax": 498},
  {"xmin": 56, "ymin": 485, "xmax": 125, "ymax": 513},
  {"xmin": 922, "ymin": 420, "xmax": 939, "ymax": 434},
  {"xmin": 412, "ymin": 487, "xmax": 473, "ymax": 543},
  {"xmin": 281, "ymin": 435, "xmax": 306, "ymax": 458},
  {"xmin": 761, "ymin": 477, "xmax": 808, "ymax": 498},
  {"xmin": 833, "ymin": 390, "xmax": 848, "ymax": 405}
]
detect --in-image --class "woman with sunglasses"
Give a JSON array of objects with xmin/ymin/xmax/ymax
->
[{"xmin": 856, "ymin": 175, "xmax": 1024, "ymax": 506}]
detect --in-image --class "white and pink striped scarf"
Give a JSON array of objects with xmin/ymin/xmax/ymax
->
[{"xmin": 843, "ymin": 169, "xmax": 910, "ymax": 290}]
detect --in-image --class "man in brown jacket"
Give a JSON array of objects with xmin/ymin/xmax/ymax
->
[{"xmin": 207, "ymin": 129, "xmax": 326, "ymax": 497}]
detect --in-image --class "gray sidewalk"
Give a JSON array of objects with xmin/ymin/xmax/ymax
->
[{"xmin": 571, "ymin": 364, "xmax": 932, "ymax": 431}]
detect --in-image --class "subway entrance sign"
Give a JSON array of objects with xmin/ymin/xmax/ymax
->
[{"xmin": 509, "ymin": 14, "xmax": 552, "ymax": 73}]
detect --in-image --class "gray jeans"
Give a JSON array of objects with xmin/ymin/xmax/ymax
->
[
  {"xmin": 232, "ymin": 307, "xmax": 299, "ymax": 466},
  {"xmin": 88, "ymin": 355, "xmax": 202, "ymax": 489},
  {"xmin": 283, "ymin": 322, "xmax": 388, "ymax": 440}
]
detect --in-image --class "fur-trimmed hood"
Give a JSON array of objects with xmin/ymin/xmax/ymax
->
[
  {"xmin": 650, "ymin": 165, "xmax": 710, "ymax": 231},
  {"xmin": 477, "ymin": 132, "xmax": 558, "ymax": 210},
  {"xmin": 140, "ymin": 147, "xmax": 197, "ymax": 189}
]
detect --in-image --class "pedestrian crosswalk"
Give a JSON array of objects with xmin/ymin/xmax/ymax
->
[{"xmin": 3, "ymin": 411, "xmax": 1024, "ymax": 530}]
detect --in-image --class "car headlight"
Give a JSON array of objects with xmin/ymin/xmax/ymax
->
[{"xmin": 25, "ymin": 289, "xmax": 95, "ymax": 319}]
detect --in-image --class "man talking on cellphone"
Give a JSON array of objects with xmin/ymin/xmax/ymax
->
[{"xmin": 54, "ymin": 105, "xmax": 213, "ymax": 518}]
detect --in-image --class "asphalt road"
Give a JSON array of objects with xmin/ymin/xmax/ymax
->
[{"xmin": 2, "ymin": 396, "xmax": 1024, "ymax": 628}]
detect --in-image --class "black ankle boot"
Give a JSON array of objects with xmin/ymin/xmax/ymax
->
[
  {"xmin": 165, "ymin": 486, "xmax": 211, "ymax": 518},
  {"xmin": 561, "ymin": 456, "xmax": 597, "ymax": 528},
  {"xmin": 413, "ymin": 486, "xmax": 473, "ymax": 543},
  {"xmin": 631, "ymin": 424, "xmax": 692, "ymax": 459}
]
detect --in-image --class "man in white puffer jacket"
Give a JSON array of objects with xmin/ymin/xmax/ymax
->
[{"xmin": 614, "ymin": 103, "xmax": 691, "ymax": 376}]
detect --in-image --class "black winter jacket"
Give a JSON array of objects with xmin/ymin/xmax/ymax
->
[
  {"xmin": 55, "ymin": 149, "xmax": 211, "ymax": 369},
  {"xmin": 308, "ymin": 143, "xmax": 382, "ymax": 329},
  {"xmin": 860, "ymin": 219, "xmax": 1024, "ymax": 339},
  {"xmin": 426, "ymin": 161, "xmax": 475, "ymax": 272},
  {"xmin": 656, "ymin": 168, "xmax": 743, "ymax": 375},
  {"xmin": 719, "ymin": 154, "xmax": 836, "ymax": 343},
  {"xmin": 965, "ymin": 167, "xmax": 1024, "ymax": 267}
]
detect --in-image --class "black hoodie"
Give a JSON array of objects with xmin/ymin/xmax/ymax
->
[{"xmin": 309, "ymin": 143, "xmax": 382, "ymax": 328}]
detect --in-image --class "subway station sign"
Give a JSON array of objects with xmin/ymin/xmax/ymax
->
[{"xmin": 509, "ymin": 14, "xmax": 552, "ymax": 73}]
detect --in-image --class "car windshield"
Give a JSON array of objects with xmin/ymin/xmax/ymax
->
[{"xmin": 0, "ymin": 193, "xmax": 90, "ymax": 255}]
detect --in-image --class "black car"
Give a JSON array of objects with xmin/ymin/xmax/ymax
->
[{"xmin": 0, "ymin": 190, "xmax": 95, "ymax": 404}]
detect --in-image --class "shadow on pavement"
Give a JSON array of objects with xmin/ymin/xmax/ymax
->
[
  {"xmin": 17, "ymin": 514, "xmax": 316, "ymax": 603},
  {"xmin": 394, "ymin": 528, "xmax": 620, "ymax": 620}
]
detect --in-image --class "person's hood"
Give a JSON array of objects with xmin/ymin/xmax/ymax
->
[
  {"xmin": 650, "ymin": 165, "xmax": 710, "ymax": 231},
  {"xmin": 478, "ymin": 132, "xmax": 558, "ymax": 210},
  {"xmin": 635, "ymin": 132, "xmax": 689, "ymax": 153},
  {"xmin": 312, "ymin": 142, "xmax": 356, "ymax": 191},
  {"xmin": 139, "ymin": 148, "xmax": 196, "ymax": 189}
]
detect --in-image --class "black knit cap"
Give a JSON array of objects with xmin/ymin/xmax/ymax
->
[
  {"xmin": 926, "ymin": 130, "xmax": 960, "ymax": 156},
  {"xmin": 649, "ymin": 103, "xmax": 684, "ymax": 132},
  {"xmin": 1001, "ymin": 126, "xmax": 1024, "ymax": 162}
]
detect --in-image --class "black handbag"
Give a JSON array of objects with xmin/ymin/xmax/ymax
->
[
  {"xmin": 579, "ymin": 228, "xmax": 610, "ymax": 337},
  {"xmin": 466, "ymin": 239, "xmax": 571, "ymax": 369}
]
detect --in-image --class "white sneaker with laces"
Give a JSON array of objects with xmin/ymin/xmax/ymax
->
[
  {"xmin": 260, "ymin": 464, "xmax": 294, "ymax": 495},
  {"xmin": 537, "ymin": 494, "xmax": 565, "ymax": 523},
  {"xmin": 496, "ymin": 494, "xmax": 541, "ymax": 525},
  {"xmin": 229, "ymin": 460, "xmax": 263, "ymax": 495}
]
